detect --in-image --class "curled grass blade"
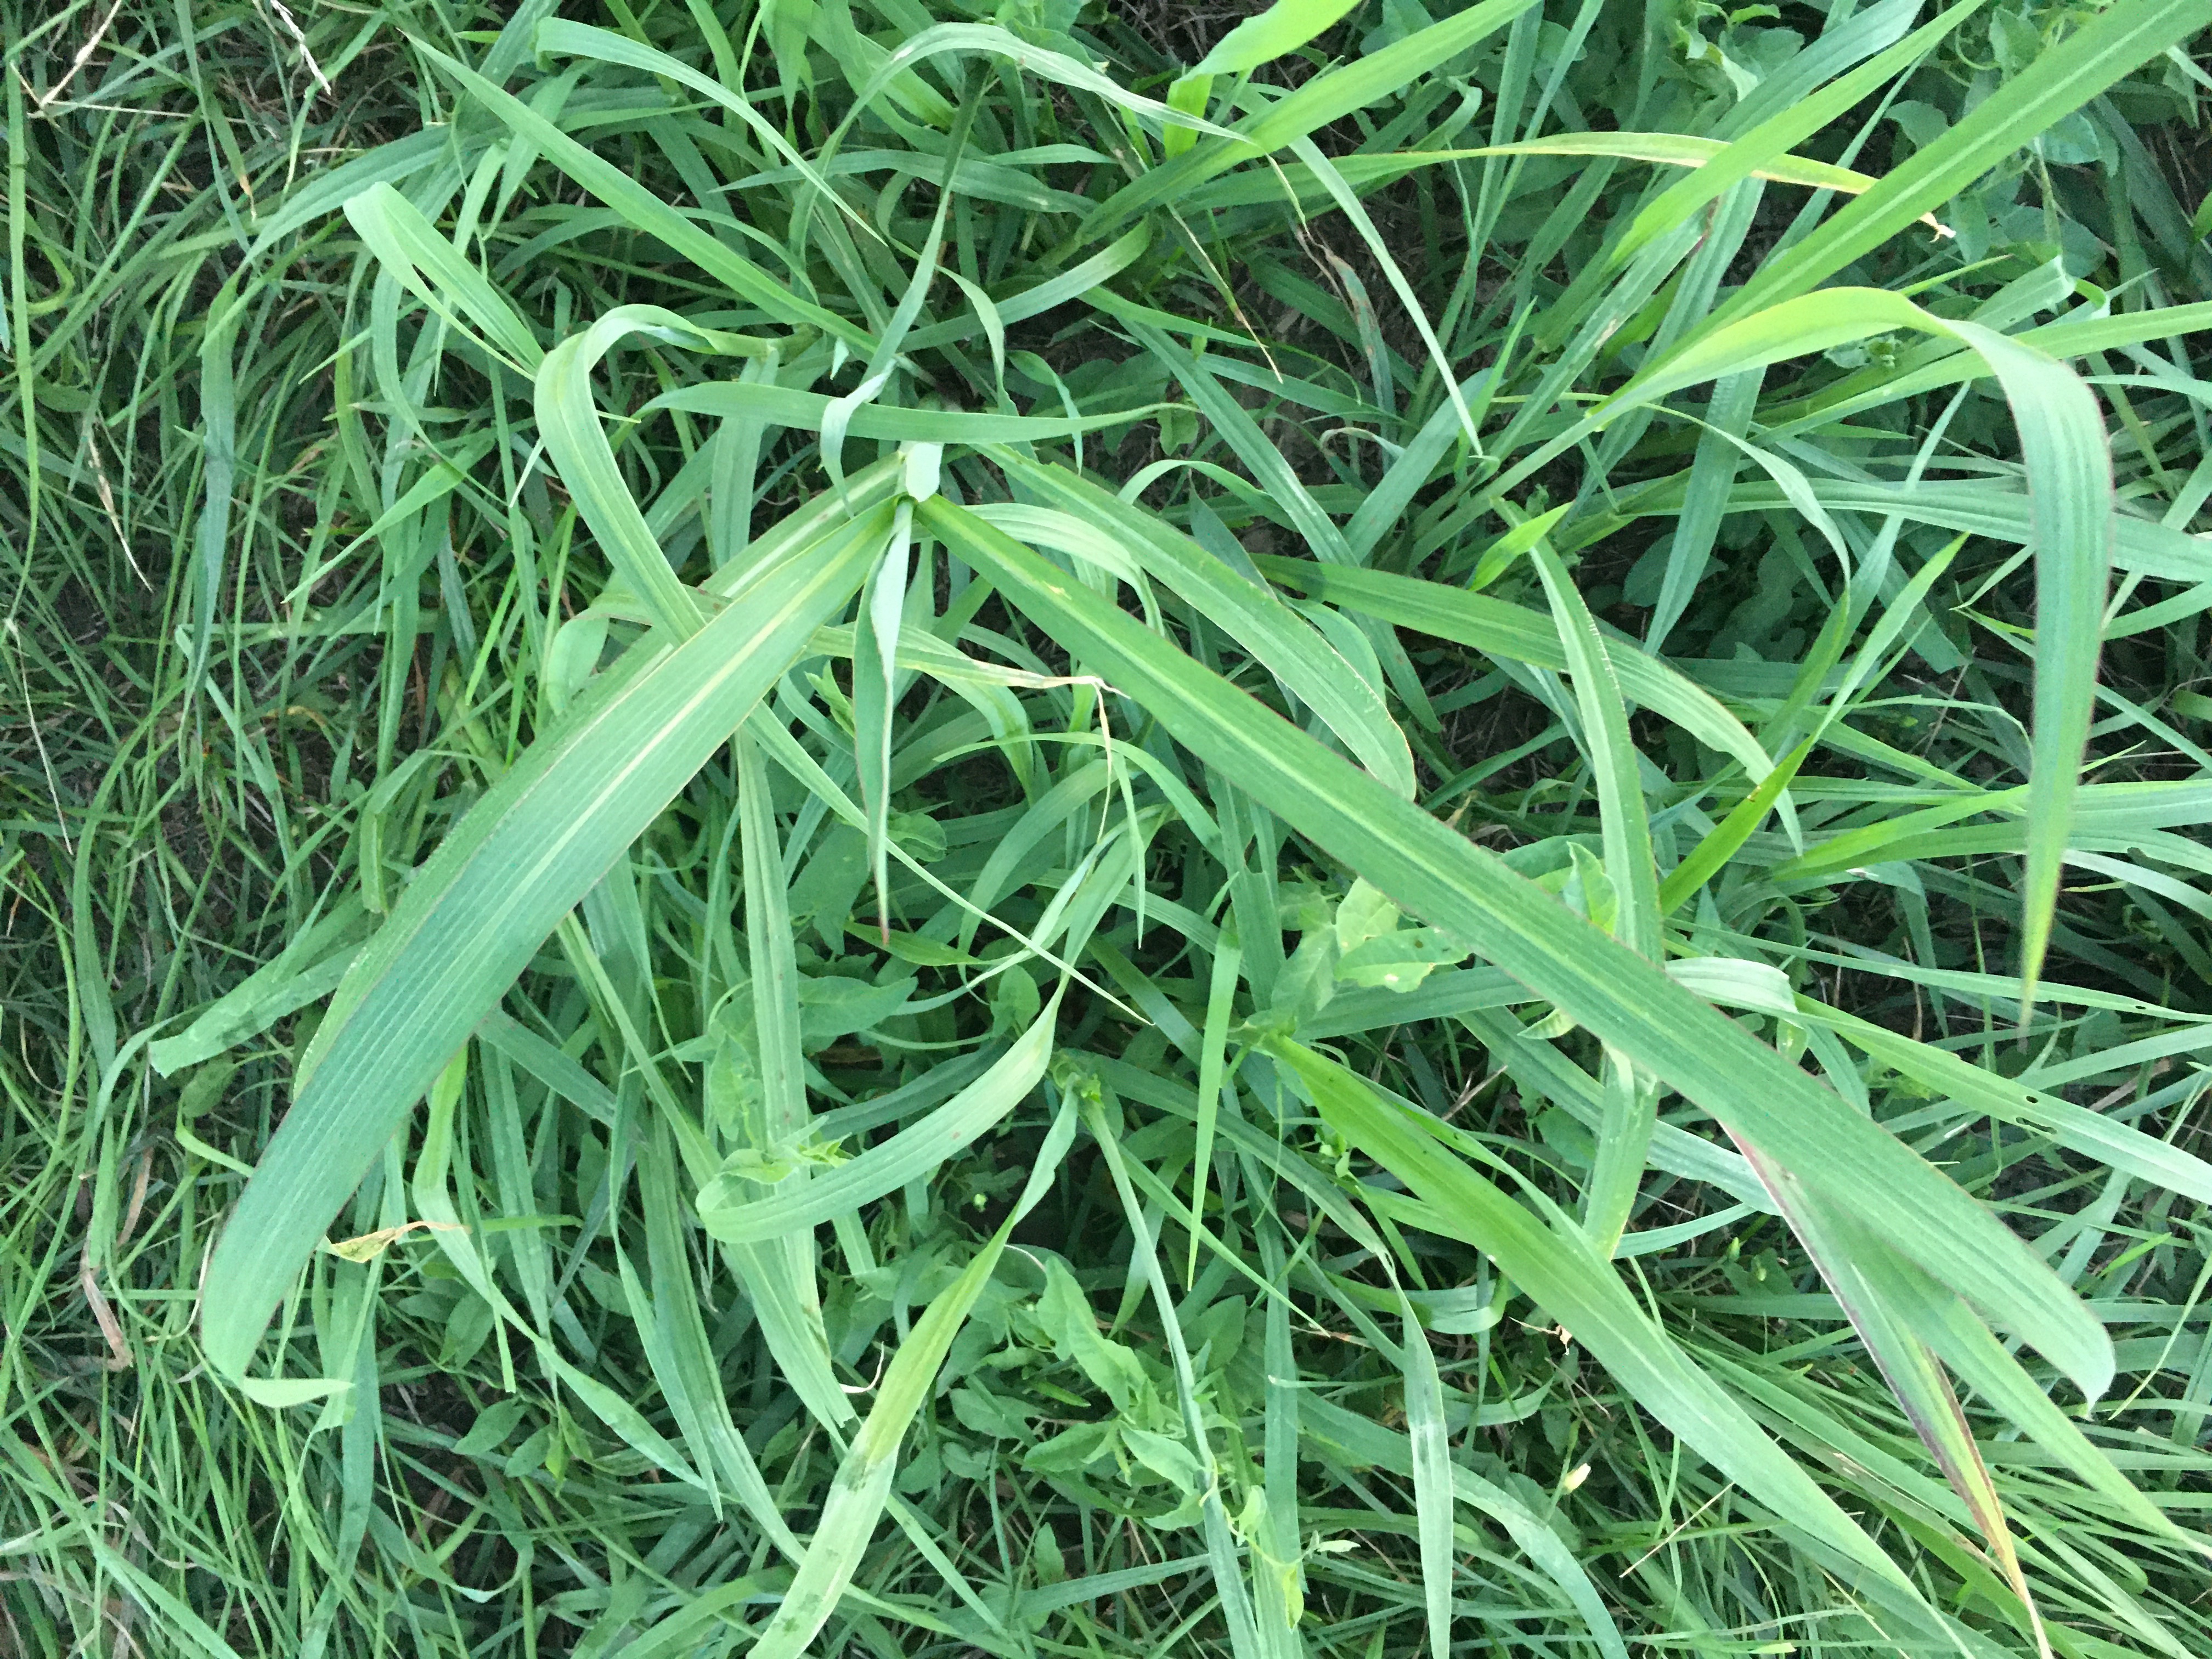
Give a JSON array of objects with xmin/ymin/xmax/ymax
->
[
  {"xmin": 697, "ymin": 990, "xmax": 1061, "ymax": 1245},
  {"xmin": 1609, "ymin": 287, "xmax": 2113, "ymax": 1004}
]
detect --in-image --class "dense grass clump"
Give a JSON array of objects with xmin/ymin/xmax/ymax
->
[{"xmin": 7, "ymin": 1, "xmax": 2212, "ymax": 1655}]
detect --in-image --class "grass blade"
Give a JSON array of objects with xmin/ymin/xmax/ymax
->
[
  {"xmin": 747, "ymin": 1101, "xmax": 1078, "ymax": 1659},
  {"xmin": 200, "ymin": 507, "xmax": 891, "ymax": 1379},
  {"xmin": 697, "ymin": 989, "xmax": 1060, "ymax": 1244},
  {"xmin": 925, "ymin": 496, "xmax": 2114, "ymax": 1399},
  {"xmin": 1272, "ymin": 1036, "xmax": 1925, "ymax": 1601},
  {"xmin": 1710, "ymin": 0, "xmax": 2212, "ymax": 329}
]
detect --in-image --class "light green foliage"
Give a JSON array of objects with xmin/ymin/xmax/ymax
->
[{"xmin": 7, "ymin": 2, "xmax": 2212, "ymax": 1657}]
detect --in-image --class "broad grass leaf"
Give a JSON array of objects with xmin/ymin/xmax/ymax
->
[
  {"xmin": 243, "ymin": 127, "xmax": 458, "ymax": 258},
  {"xmin": 1661, "ymin": 740, "xmax": 1815, "ymax": 913},
  {"xmin": 1809, "ymin": 1005, "xmax": 2212, "ymax": 1204},
  {"xmin": 1397, "ymin": 1294, "xmax": 1457, "ymax": 1659},
  {"xmin": 1442, "ymin": 133, "xmax": 1953, "ymax": 234},
  {"xmin": 199, "ymin": 509, "xmax": 893, "ymax": 1380},
  {"xmin": 924, "ymin": 497, "xmax": 2114, "ymax": 1400},
  {"xmin": 234, "ymin": 1375, "xmax": 352, "ymax": 1408},
  {"xmin": 907, "ymin": 224, "xmax": 1155, "ymax": 350},
  {"xmin": 149, "ymin": 900, "xmax": 369, "ymax": 1074},
  {"xmin": 1526, "ymin": 538, "xmax": 1660, "ymax": 960},
  {"xmin": 1286, "ymin": 136, "xmax": 1481, "ymax": 448},
  {"xmin": 651, "ymin": 379, "xmax": 1176, "ymax": 444},
  {"xmin": 636, "ymin": 1124, "xmax": 796, "ymax": 1543},
  {"xmin": 730, "ymin": 730, "xmax": 851, "ymax": 1429},
  {"xmin": 1192, "ymin": 0, "xmax": 1364, "ymax": 76},
  {"xmin": 831, "ymin": 22, "xmax": 1240, "ymax": 151},
  {"xmin": 534, "ymin": 20, "xmax": 868, "ymax": 234}
]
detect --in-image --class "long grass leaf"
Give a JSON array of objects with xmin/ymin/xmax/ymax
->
[
  {"xmin": 200, "ymin": 509, "xmax": 891, "ymax": 1379},
  {"xmin": 746, "ymin": 1102, "xmax": 1077, "ymax": 1659},
  {"xmin": 1710, "ymin": 0, "xmax": 2212, "ymax": 330},
  {"xmin": 1271, "ymin": 1037, "xmax": 1924, "ymax": 1599},
  {"xmin": 924, "ymin": 496, "xmax": 2114, "ymax": 1398}
]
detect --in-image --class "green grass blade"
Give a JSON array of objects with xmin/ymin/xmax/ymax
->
[
  {"xmin": 1736, "ymin": 1143, "xmax": 2046, "ymax": 1631},
  {"xmin": 697, "ymin": 989, "xmax": 1060, "ymax": 1244},
  {"xmin": 1613, "ymin": 289, "xmax": 2113, "ymax": 1002},
  {"xmin": 1807, "ymin": 1005, "xmax": 2212, "ymax": 1205},
  {"xmin": 1078, "ymin": 0, "xmax": 1543, "ymax": 241},
  {"xmin": 637, "ymin": 1120, "xmax": 798, "ymax": 1544},
  {"xmin": 1526, "ymin": 537, "xmax": 1659, "ymax": 960},
  {"xmin": 534, "ymin": 19, "xmax": 868, "ymax": 236},
  {"xmin": 1610, "ymin": 0, "xmax": 1983, "ymax": 269},
  {"xmin": 1286, "ymin": 136, "xmax": 1479, "ymax": 449},
  {"xmin": 1186, "ymin": 933, "xmax": 1243, "ymax": 1285},
  {"xmin": 1261, "ymin": 556, "xmax": 1777, "ymax": 782},
  {"xmin": 416, "ymin": 40, "xmax": 873, "ymax": 349},
  {"xmin": 925, "ymin": 496, "xmax": 2114, "ymax": 1400},
  {"xmin": 342, "ymin": 182, "xmax": 544, "ymax": 370},
  {"xmin": 1710, "ymin": 0, "xmax": 2212, "ymax": 331},
  {"xmin": 854, "ymin": 499, "xmax": 914, "ymax": 933},
  {"xmin": 731, "ymin": 726, "xmax": 853, "ymax": 1430},
  {"xmin": 1296, "ymin": 1393, "xmax": 1630, "ymax": 1659},
  {"xmin": 1272, "ymin": 1036, "xmax": 1923, "ymax": 1598},
  {"xmin": 538, "ymin": 306, "xmax": 776, "ymax": 639},
  {"xmin": 747, "ymin": 1101, "xmax": 1078, "ymax": 1659},
  {"xmin": 1191, "ymin": 0, "xmax": 1363, "ymax": 75},
  {"xmin": 989, "ymin": 455, "xmax": 1415, "ymax": 795},
  {"xmin": 1660, "ymin": 740, "xmax": 1815, "ymax": 913},
  {"xmin": 1397, "ymin": 1292, "xmax": 1457, "ymax": 1659},
  {"xmin": 1121, "ymin": 318, "xmax": 1354, "ymax": 566},
  {"xmin": 652, "ymin": 379, "xmax": 1175, "ymax": 443},
  {"xmin": 199, "ymin": 507, "xmax": 891, "ymax": 1380},
  {"xmin": 187, "ymin": 273, "xmax": 242, "ymax": 704}
]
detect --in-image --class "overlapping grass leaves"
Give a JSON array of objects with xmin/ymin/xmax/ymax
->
[{"xmin": 10, "ymin": 2, "xmax": 2212, "ymax": 1656}]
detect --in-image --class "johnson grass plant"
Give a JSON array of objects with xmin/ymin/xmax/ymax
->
[{"xmin": 8, "ymin": 0, "xmax": 2212, "ymax": 1652}]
